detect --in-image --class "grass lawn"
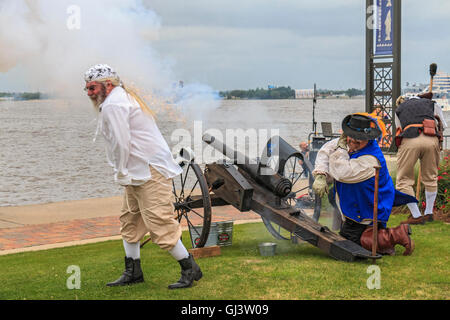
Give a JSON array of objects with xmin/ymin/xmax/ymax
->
[{"xmin": 0, "ymin": 214, "xmax": 448, "ymax": 300}]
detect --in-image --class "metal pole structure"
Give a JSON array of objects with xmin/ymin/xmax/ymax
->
[
  {"xmin": 366, "ymin": 0, "xmax": 374, "ymax": 113},
  {"xmin": 366, "ymin": 0, "xmax": 402, "ymax": 152},
  {"xmin": 312, "ymin": 83, "xmax": 317, "ymax": 134},
  {"xmin": 390, "ymin": 0, "xmax": 402, "ymax": 152}
]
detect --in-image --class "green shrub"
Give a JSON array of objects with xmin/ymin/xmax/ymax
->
[
  {"xmin": 436, "ymin": 156, "xmax": 450, "ymax": 211},
  {"xmin": 388, "ymin": 156, "xmax": 449, "ymax": 215}
]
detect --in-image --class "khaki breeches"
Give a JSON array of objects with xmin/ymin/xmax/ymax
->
[
  {"xmin": 120, "ymin": 166, "xmax": 181, "ymax": 251},
  {"xmin": 396, "ymin": 133, "xmax": 440, "ymax": 196}
]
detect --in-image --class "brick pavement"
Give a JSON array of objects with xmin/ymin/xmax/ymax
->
[{"xmin": 0, "ymin": 206, "xmax": 260, "ymax": 252}]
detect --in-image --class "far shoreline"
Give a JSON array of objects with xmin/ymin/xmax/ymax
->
[
  {"xmin": 1, "ymin": 96, "xmax": 366, "ymax": 102},
  {"xmin": 220, "ymin": 96, "xmax": 365, "ymax": 101}
]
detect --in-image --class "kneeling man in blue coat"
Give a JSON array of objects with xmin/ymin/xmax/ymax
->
[{"xmin": 312, "ymin": 113, "xmax": 416, "ymax": 256}]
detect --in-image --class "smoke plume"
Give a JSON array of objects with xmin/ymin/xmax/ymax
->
[{"xmin": 0, "ymin": 0, "xmax": 220, "ymax": 116}]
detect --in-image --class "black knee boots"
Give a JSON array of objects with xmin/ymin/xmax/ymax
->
[
  {"xmin": 168, "ymin": 254, "xmax": 203, "ymax": 289},
  {"xmin": 106, "ymin": 257, "xmax": 144, "ymax": 287},
  {"xmin": 107, "ymin": 254, "xmax": 202, "ymax": 289}
]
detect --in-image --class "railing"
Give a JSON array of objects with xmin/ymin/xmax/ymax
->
[
  {"xmin": 444, "ymin": 135, "xmax": 450, "ymax": 151},
  {"xmin": 307, "ymin": 132, "xmax": 450, "ymax": 152}
]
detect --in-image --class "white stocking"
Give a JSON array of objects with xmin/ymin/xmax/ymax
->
[
  {"xmin": 123, "ymin": 239, "xmax": 140, "ymax": 260},
  {"xmin": 169, "ymin": 239, "xmax": 189, "ymax": 261},
  {"xmin": 407, "ymin": 203, "xmax": 422, "ymax": 218},
  {"xmin": 425, "ymin": 191, "xmax": 437, "ymax": 215}
]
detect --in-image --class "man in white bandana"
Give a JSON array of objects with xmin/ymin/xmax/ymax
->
[{"xmin": 84, "ymin": 64, "xmax": 202, "ymax": 289}]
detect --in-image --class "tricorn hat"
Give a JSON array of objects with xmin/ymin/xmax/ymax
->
[{"xmin": 342, "ymin": 114, "xmax": 382, "ymax": 141}]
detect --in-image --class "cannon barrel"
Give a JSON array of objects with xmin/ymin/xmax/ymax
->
[{"xmin": 202, "ymin": 134, "xmax": 292, "ymax": 197}]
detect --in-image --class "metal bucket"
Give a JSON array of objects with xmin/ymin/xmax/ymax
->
[
  {"xmin": 189, "ymin": 222, "xmax": 218, "ymax": 248},
  {"xmin": 258, "ymin": 242, "xmax": 277, "ymax": 256},
  {"xmin": 216, "ymin": 220, "xmax": 234, "ymax": 247}
]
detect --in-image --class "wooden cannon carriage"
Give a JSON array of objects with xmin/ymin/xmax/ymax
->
[{"xmin": 171, "ymin": 134, "xmax": 381, "ymax": 262}]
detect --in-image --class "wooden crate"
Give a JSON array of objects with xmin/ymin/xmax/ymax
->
[{"xmin": 188, "ymin": 245, "xmax": 221, "ymax": 259}]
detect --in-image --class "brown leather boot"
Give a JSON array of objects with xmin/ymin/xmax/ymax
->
[
  {"xmin": 424, "ymin": 214, "xmax": 434, "ymax": 223},
  {"xmin": 400, "ymin": 215, "xmax": 425, "ymax": 225},
  {"xmin": 360, "ymin": 224, "xmax": 415, "ymax": 256},
  {"xmin": 389, "ymin": 224, "xmax": 415, "ymax": 256},
  {"xmin": 360, "ymin": 227, "xmax": 395, "ymax": 256}
]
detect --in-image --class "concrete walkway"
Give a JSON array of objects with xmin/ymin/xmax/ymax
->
[{"xmin": 0, "ymin": 197, "xmax": 262, "ymax": 256}]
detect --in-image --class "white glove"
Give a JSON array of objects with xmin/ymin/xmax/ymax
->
[
  {"xmin": 312, "ymin": 174, "xmax": 328, "ymax": 198},
  {"xmin": 337, "ymin": 134, "xmax": 348, "ymax": 150}
]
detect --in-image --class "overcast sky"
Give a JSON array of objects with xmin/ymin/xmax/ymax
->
[
  {"xmin": 144, "ymin": 0, "xmax": 450, "ymax": 91},
  {"xmin": 1, "ymin": 0, "xmax": 449, "ymax": 92}
]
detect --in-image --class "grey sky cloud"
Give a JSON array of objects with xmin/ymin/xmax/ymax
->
[
  {"xmin": 144, "ymin": 0, "xmax": 450, "ymax": 91},
  {"xmin": 145, "ymin": 0, "xmax": 363, "ymax": 37},
  {"xmin": 0, "ymin": 0, "xmax": 449, "ymax": 92},
  {"xmin": 146, "ymin": 1, "xmax": 365, "ymax": 90}
]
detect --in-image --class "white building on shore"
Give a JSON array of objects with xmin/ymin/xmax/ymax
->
[{"xmin": 295, "ymin": 89, "xmax": 314, "ymax": 99}]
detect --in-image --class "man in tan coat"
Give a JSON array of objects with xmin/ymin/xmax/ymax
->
[{"xmin": 395, "ymin": 93, "xmax": 447, "ymax": 224}]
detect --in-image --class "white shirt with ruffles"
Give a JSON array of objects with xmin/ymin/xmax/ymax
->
[
  {"xmin": 97, "ymin": 86, "xmax": 182, "ymax": 186},
  {"xmin": 312, "ymin": 138, "xmax": 381, "ymax": 224},
  {"xmin": 312, "ymin": 138, "xmax": 379, "ymax": 183}
]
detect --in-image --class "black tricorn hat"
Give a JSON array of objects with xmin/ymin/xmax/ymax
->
[{"xmin": 342, "ymin": 114, "xmax": 382, "ymax": 141}]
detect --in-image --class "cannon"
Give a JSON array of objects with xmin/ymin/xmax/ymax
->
[{"xmin": 169, "ymin": 135, "xmax": 381, "ymax": 262}]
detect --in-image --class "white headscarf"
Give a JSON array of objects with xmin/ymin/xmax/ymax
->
[
  {"xmin": 84, "ymin": 64, "xmax": 120, "ymax": 83},
  {"xmin": 85, "ymin": 63, "xmax": 155, "ymax": 131}
]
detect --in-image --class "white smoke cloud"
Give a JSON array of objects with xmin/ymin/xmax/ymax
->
[
  {"xmin": 0, "ymin": 0, "xmax": 220, "ymax": 117},
  {"xmin": 0, "ymin": 0, "xmax": 43, "ymax": 73}
]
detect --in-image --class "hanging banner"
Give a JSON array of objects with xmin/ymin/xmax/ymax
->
[{"xmin": 375, "ymin": 0, "xmax": 394, "ymax": 55}]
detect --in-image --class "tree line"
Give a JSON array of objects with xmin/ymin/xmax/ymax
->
[
  {"xmin": 219, "ymin": 87, "xmax": 365, "ymax": 100},
  {"xmin": 219, "ymin": 87, "xmax": 296, "ymax": 100},
  {"xmin": 318, "ymin": 88, "xmax": 365, "ymax": 98},
  {"xmin": 0, "ymin": 92, "xmax": 42, "ymax": 100}
]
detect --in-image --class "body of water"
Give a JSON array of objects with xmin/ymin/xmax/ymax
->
[{"xmin": 1, "ymin": 98, "xmax": 449, "ymax": 207}]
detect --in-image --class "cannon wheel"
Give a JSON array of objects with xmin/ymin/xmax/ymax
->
[
  {"xmin": 262, "ymin": 154, "xmax": 321, "ymax": 240},
  {"xmin": 262, "ymin": 217, "xmax": 291, "ymax": 240},
  {"xmin": 284, "ymin": 155, "xmax": 321, "ymax": 220},
  {"xmin": 173, "ymin": 161, "xmax": 212, "ymax": 248}
]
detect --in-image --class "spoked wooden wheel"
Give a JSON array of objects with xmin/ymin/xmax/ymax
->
[
  {"xmin": 283, "ymin": 155, "xmax": 310, "ymax": 206},
  {"xmin": 262, "ymin": 217, "xmax": 292, "ymax": 240},
  {"xmin": 284, "ymin": 155, "xmax": 321, "ymax": 219},
  {"xmin": 173, "ymin": 161, "xmax": 212, "ymax": 248},
  {"xmin": 262, "ymin": 154, "xmax": 321, "ymax": 240}
]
